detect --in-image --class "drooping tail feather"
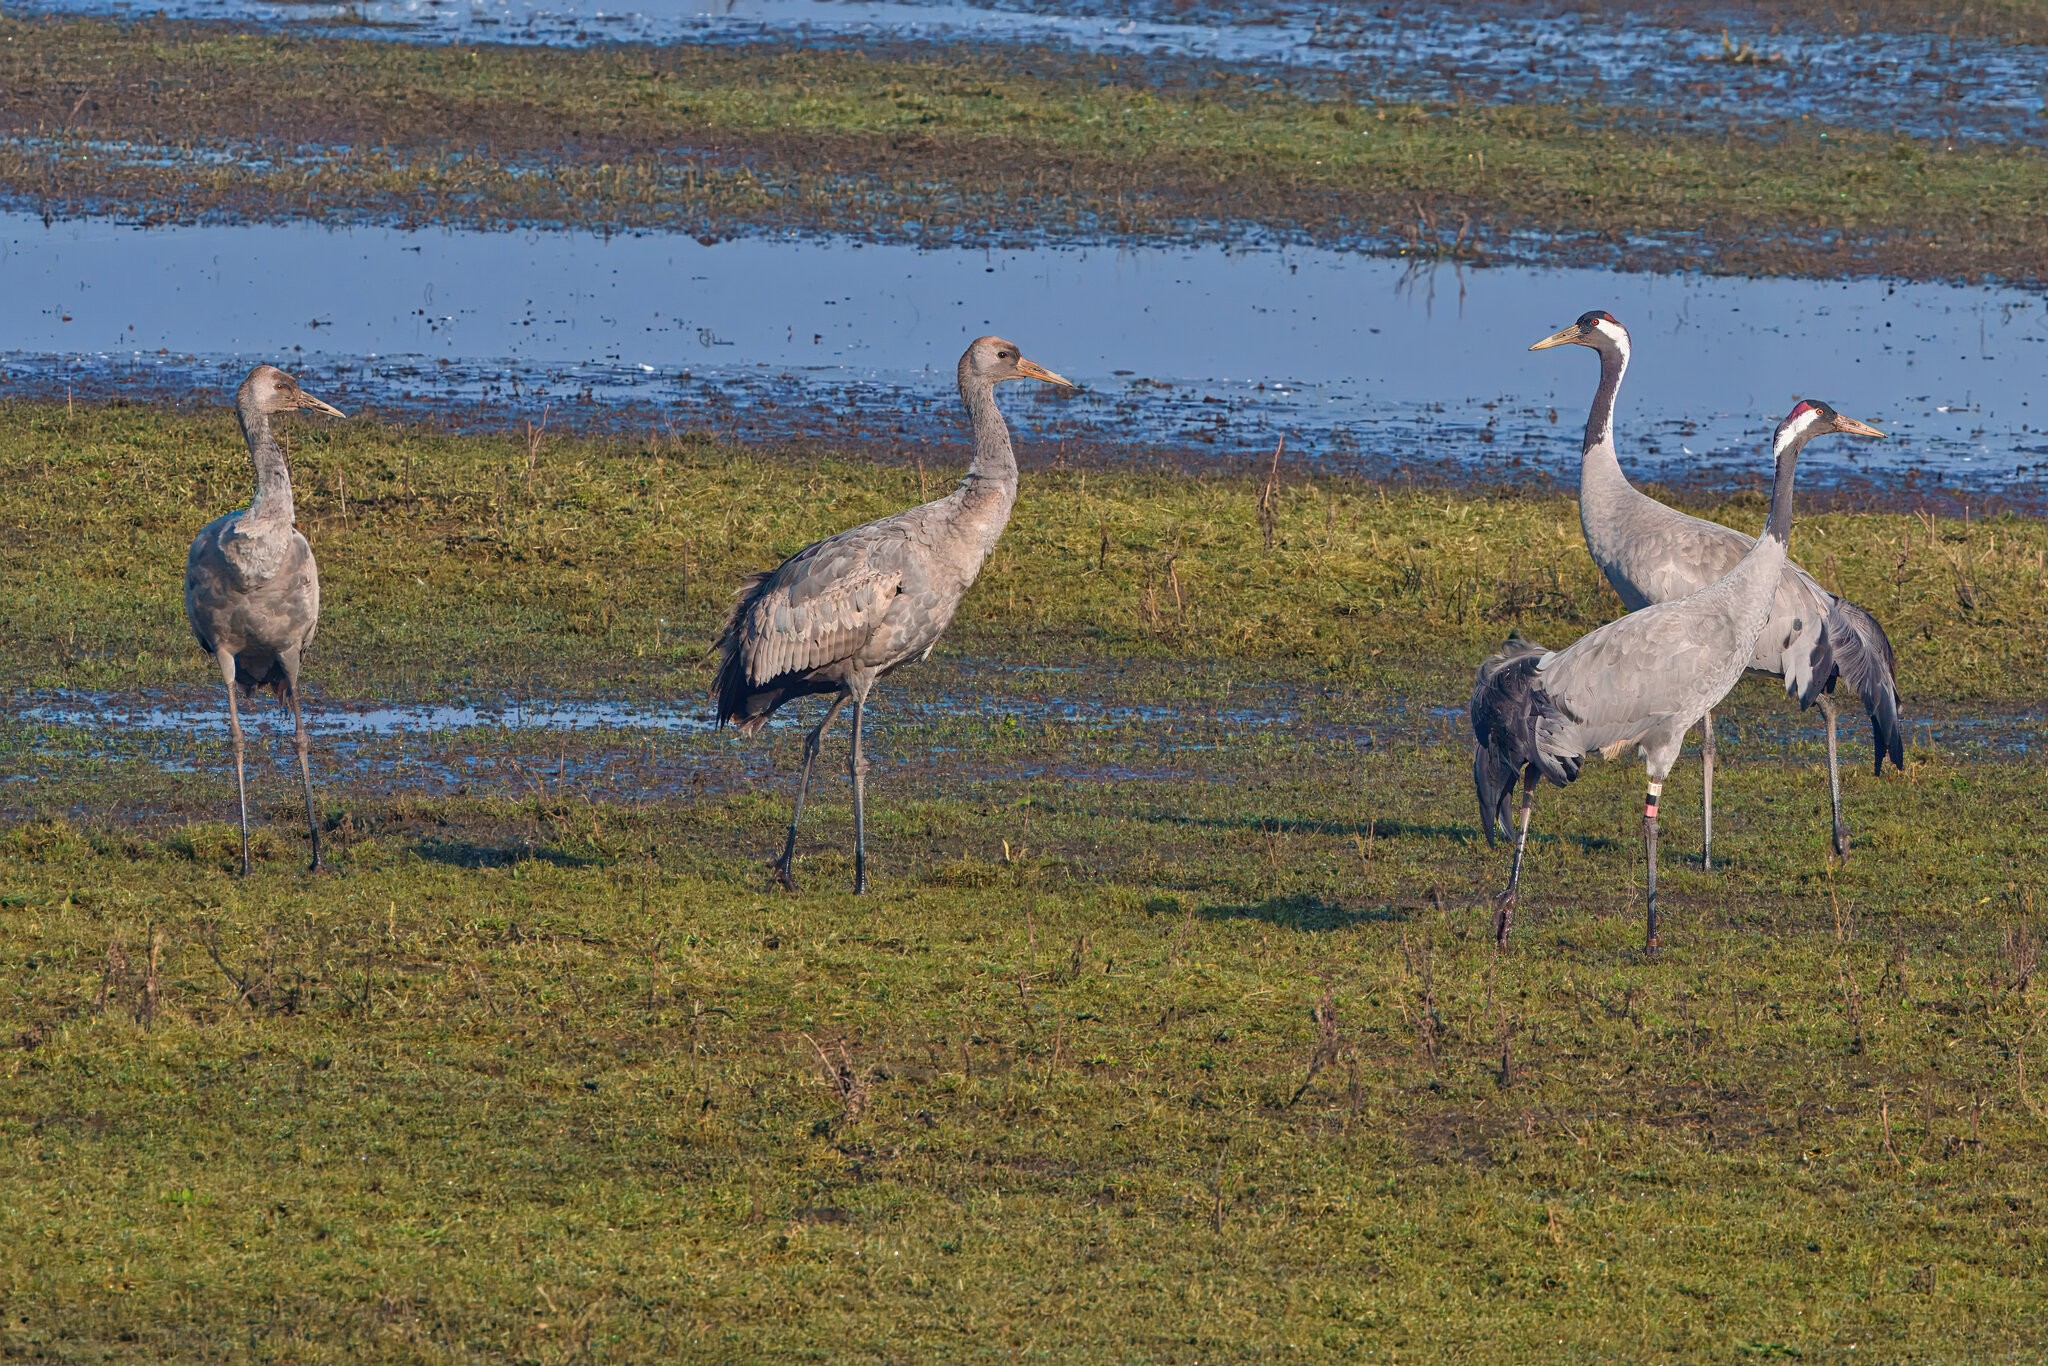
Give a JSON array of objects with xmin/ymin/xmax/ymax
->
[
  {"xmin": 712, "ymin": 571, "xmax": 775, "ymax": 734},
  {"xmin": 712, "ymin": 569, "xmax": 844, "ymax": 734},
  {"xmin": 1810, "ymin": 597, "xmax": 1904, "ymax": 774},
  {"xmin": 1469, "ymin": 633, "xmax": 1583, "ymax": 845}
]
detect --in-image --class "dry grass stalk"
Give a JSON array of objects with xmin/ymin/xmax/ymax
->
[
  {"xmin": 804, "ymin": 1034, "xmax": 871, "ymax": 1131},
  {"xmin": 2001, "ymin": 915, "xmax": 2037, "ymax": 999},
  {"xmin": 1288, "ymin": 985, "xmax": 1343, "ymax": 1106},
  {"xmin": 1258, "ymin": 437, "xmax": 1284, "ymax": 551}
]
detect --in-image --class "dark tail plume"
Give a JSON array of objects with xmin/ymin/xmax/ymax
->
[
  {"xmin": 1809, "ymin": 597, "xmax": 1904, "ymax": 774},
  {"xmin": 1470, "ymin": 633, "xmax": 1582, "ymax": 844},
  {"xmin": 711, "ymin": 571, "xmax": 775, "ymax": 734}
]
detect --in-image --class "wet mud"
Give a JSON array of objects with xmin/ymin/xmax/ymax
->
[{"xmin": 18, "ymin": 0, "xmax": 2044, "ymax": 145}]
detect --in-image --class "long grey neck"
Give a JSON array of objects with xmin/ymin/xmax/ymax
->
[
  {"xmin": 1762, "ymin": 423, "xmax": 1807, "ymax": 547},
  {"xmin": 956, "ymin": 378, "xmax": 1019, "ymax": 521},
  {"xmin": 239, "ymin": 405, "xmax": 295, "ymax": 527},
  {"xmin": 1579, "ymin": 340, "xmax": 1633, "ymax": 500}
]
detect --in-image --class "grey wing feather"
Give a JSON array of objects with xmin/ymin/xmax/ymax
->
[
  {"xmin": 1815, "ymin": 597, "xmax": 1904, "ymax": 773},
  {"xmin": 183, "ymin": 512, "xmax": 321, "ymax": 692},
  {"xmin": 736, "ymin": 528, "xmax": 908, "ymax": 685},
  {"xmin": 1538, "ymin": 601, "xmax": 1735, "ymax": 758}
]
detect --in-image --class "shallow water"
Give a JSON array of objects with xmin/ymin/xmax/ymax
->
[
  {"xmin": 22, "ymin": 0, "xmax": 2046, "ymax": 145},
  {"xmin": 7, "ymin": 688, "xmax": 1295, "ymax": 738},
  {"xmin": 6, "ymin": 211, "xmax": 2044, "ymax": 495},
  {"xmin": 4, "ymin": 681, "xmax": 2030, "ymax": 808}
]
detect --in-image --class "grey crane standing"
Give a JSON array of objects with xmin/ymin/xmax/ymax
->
[
  {"xmin": 1532, "ymin": 312, "xmax": 1903, "ymax": 865},
  {"xmin": 185, "ymin": 364, "xmax": 346, "ymax": 876},
  {"xmin": 1472, "ymin": 400, "xmax": 1884, "ymax": 953},
  {"xmin": 713, "ymin": 336, "xmax": 1075, "ymax": 893}
]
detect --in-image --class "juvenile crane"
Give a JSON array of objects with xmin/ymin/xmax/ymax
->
[
  {"xmin": 1532, "ymin": 312, "xmax": 1903, "ymax": 863},
  {"xmin": 713, "ymin": 336, "xmax": 1075, "ymax": 892},
  {"xmin": 1473, "ymin": 399, "xmax": 1884, "ymax": 953},
  {"xmin": 184, "ymin": 364, "xmax": 346, "ymax": 876}
]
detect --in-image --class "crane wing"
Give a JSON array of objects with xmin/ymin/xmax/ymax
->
[
  {"xmin": 1538, "ymin": 605, "xmax": 1729, "ymax": 756},
  {"xmin": 736, "ymin": 535, "xmax": 906, "ymax": 687}
]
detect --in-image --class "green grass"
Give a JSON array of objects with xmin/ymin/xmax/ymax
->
[
  {"xmin": 3, "ymin": 17, "xmax": 2047, "ymax": 278},
  {"xmin": 2, "ymin": 401, "xmax": 2043, "ymax": 703},
  {"xmin": 2, "ymin": 733, "xmax": 2045, "ymax": 1358},
  {"xmin": 1, "ymin": 401, "xmax": 2045, "ymax": 1355}
]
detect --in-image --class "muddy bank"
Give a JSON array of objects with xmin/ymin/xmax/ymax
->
[
  {"xmin": 2, "ymin": 20, "xmax": 2046, "ymax": 285},
  {"xmin": 13, "ymin": 0, "xmax": 2046, "ymax": 146}
]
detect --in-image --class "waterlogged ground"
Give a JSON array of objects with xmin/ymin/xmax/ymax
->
[
  {"xmin": 4, "ymin": 625, "xmax": 2047, "ymax": 1356},
  {"xmin": 1, "ymin": 0, "xmax": 2044, "ymax": 1345},
  {"xmin": 3, "ymin": 667, "xmax": 2036, "ymax": 816},
  {"xmin": 1, "ymin": 411, "xmax": 2045, "ymax": 1354},
  {"xmin": 6, "ymin": 20, "xmax": 2048, "ymax": 286},
  {"xmin": 21, "ymin": 0, "xmax": 2048, "ymax": 145},
  {"xmin": 7, "ymin": 213, "xmax": 2047, "ymax": 501}
]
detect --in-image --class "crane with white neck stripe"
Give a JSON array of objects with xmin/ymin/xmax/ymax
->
[
  {"xmin": 1473, "ymin": 398, "xmax": 1885, "ymax": 954},
  {"xmin": 1532, "ymin": 311, "xmax": 1904, "ymax": 866}
]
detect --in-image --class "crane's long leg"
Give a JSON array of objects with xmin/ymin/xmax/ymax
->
[
  {"xmin": 1817, "ymin": 691, "xmax": 1848, "ymax": 858},
  {"xmin": 849, "ymin": 692, "xmax": 870, "ymax": 895},
  {"xmin": 773, "ymin": 693, "xmax": 847, "ymax": 891},
  {"xmin": 284, "ymin": 670, "xmax": 324, "ymax": 874},
  {"xmin": 1493, "ymin": 771, "xmax": 1537, "ymax": 949},
  {"xmin": 216, "ymin": 649, "xmax": 252, "ymax": 878},
  {"xmin": 1700, "ymin": 709, "xmax": 1716, "ymax": 872},
  {"xmin": 1643, "ymin": 780, "xmax": 1663, "ymax": 955}
]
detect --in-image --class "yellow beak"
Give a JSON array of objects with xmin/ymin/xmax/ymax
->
[
  {"xmin": 1528, "ymin": 326, "xmax": 1584, "ymax": 352},
  {"xmin": 299, "ymin": 392, "xmax": 347, "ymax": 419},
  {"xmin": 1833, "ymin": 414, "xmax": 1885, "ymax": 438},
  {"xmin": 1015, "ymin": 358, "xmax": 1076, "ymax": 388}
]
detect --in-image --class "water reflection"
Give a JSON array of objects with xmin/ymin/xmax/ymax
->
[{"xmin": 4, "ymin": 212, "xmax": 2043, "ymax": 494}]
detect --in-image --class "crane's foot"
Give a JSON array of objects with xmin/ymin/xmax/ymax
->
[
  {"xmin": 852, "ymin": 864, "xmax": 868, "ymax": 896},
  {"xmin": 1832, "ymin": 824, "xmax": 1851, "ymax": 859},
  {"xmin": 307, "ymin": 857, "xmax": 328, "ymax": 876},
  {"xmin": 1491, "ymin": 889, "xmax": 1517, "ymax": 949},
  {"xmin": 770, "ymin": 857, "xmax": 800, "ymax": 893}
]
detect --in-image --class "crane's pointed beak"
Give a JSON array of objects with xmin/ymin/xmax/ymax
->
[
  {"xmin": 299, "ymin": 392, "xmax": 347, "ymax": 419},
  {"xmin": 1833, "ymin": 414, "xmax": 1885, "ymax": 438},
  {"xmin": 1015, "ymin": 358, "xmax": 1076, "ymax": 388},
  {"xmin": 1527, "ymin": 326, "xmax": 1583, "ymax": 352}
]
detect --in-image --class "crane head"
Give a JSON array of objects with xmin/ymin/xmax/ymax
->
[
  {"xmin": 1528, "ymin": 310, "xmax": 1627, "ymax": 353},
  {"xmin": 961, "ymin": 336, "xmax": 1076, "ymax": 390},
  {"xmin": 1781, "ymin": 399, "xmax": 1884, "ymax": 441},
  {"xmin": 238, "ymin": 364, "xmax": 347, "ymax": 419}
]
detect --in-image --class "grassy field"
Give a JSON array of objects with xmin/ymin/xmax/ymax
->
[
  {"xmin": 4, "ymin": 402, "xmax": 2045, "ymax": 702},
  {"xmin": 3, "ymin": 17, "xmax": 2048, "ymax": 280},
  {"xmin": 2, "ymin": 406, "xmax": 2047, "ymax": 1357}
]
